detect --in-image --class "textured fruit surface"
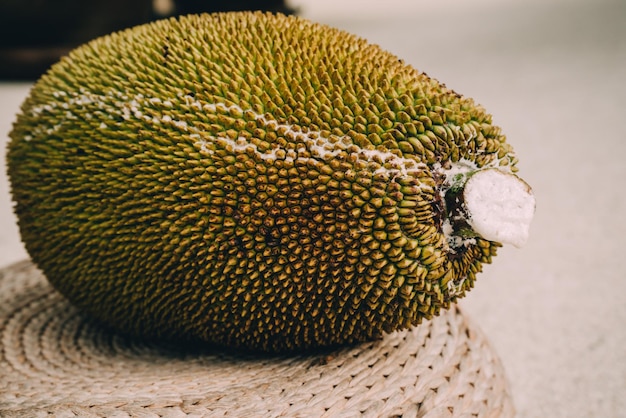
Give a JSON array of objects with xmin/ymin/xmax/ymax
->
[{"xmin": 8, "ymin": 12, "xmax": 518, "ymax": 352}]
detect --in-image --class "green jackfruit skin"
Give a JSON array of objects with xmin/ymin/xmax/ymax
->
[{"xmin": 8, "ymin": 12, "xmax": 517, "ymax": 352}]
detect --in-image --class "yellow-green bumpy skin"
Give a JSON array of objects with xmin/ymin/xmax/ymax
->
[{"xmin": 8, "ymin": 12, "xmax": 517, "ymax": 352}]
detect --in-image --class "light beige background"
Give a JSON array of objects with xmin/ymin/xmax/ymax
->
[{"xmin": 1, "ymin": 0, "xmax": 624, "ymax": 416}]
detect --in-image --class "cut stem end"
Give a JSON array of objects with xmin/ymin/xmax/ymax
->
[{"xmin": 463, "ymin": 169, "xmax": 536, "ymax": 248}]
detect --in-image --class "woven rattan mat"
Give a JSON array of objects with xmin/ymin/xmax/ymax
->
[{"xmin": 0, "ymin": 260, "xmax": 515, "ymax": 417}]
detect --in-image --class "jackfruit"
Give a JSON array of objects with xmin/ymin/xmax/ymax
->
[{"xmin": 7, "ymin": 12, "xmax": 534, "ymax": 352}]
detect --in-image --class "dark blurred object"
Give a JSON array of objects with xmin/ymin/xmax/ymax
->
[
  {"xmin": 0, "ymin": 0, "xmax": 296, "ymax": 80},
  {"xmin": 177, "ymin": 0, "xmax": 295, "ymax": 15},
  {"xmin": 0, "ymin": 0, "xmax": 154, "ymax": 80}
]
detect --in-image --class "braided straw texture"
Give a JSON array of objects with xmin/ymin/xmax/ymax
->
[{"xmin": 0, "ymin": 260, "xmax": 514, "ymax": 417}]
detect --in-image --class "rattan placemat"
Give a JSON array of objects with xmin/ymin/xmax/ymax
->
[{"xmin": 0, "ymin": 260, "xmax": 514, "ymax": 417}]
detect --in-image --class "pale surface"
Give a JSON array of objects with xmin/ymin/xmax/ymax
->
[{"xmin": 1, "ymin": 0, "xmax": 625, "ymax": 416}]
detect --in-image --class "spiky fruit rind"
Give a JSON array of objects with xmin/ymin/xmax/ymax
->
[{"xmin": 8, "ymin": 12, "xmax": 516, "ymax": 352}]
